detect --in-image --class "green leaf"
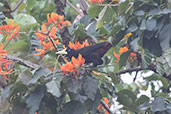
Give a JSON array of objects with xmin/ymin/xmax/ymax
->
[
  {"xmin": 117, "ymin": 90, "xmax": 139, "ymax": 113},
  {"xmin": 118, "ymin": 89, "xmax": 137, "ymax": 102},
  {"xmin": 67, "ymin": 79, "xmax": 82, "ymax": 93},
  {"xmin": 80, "ymin": 15, "xmax": 91, "ymax": 27},
  {"xmin": 146, "ymin": 18, "xmax": 157, "ymax": 31},
  {"xmin": 96, "ymin": 6, "xmax": 114, "ymax": 29},
  {"xmin": 29, "ymin": 67, "xmax": 52, "ymax": 84},
  {"xmin": 151, "ymin": 96, "xmax": 166, "ymax": 113},
  {"xmin": 6, "ymin": 40, "xmax": 30, "ymax": 52},
  {"xmin": 88, "ymin": 6, "xmax": 103, "ymax": 18},
  {"xmin": 14, "ymin": 14, "xmax": 38, "ymax": 31},
  {"xmin": 135, "ymin": 95, "xmax": 150, "ymax": 106},
  {"xmin": 9, "ymin": 81, "xmax": 28, "ymax": 97},
  {"xmin": 46, "ymin": 80, "xmax": 61, "ymax": 98},
  {"xmin": 26, "ymin": 86, "xmax": 45, "ymax": 114},
  {"xmin": 26, "ymin": 0, "xmax": 36, "ymax": 10},
  {"xmin": 83, "ymin": 77, "xmax": 98, "ymax": 100},
  {"xmin": 62, "ymin": 101, "xmax": 84, "ymax": 114},
  {"xmin": 73, "ymin": 24, "xmax": 87, "ymax": 41},
  {"xmin": 0, "ymin": 84, "xmax": 13, "ymax": 102},
  {"xmin": 118, "ymin": 0, "xmax": 130, "ymax": 16},
  {"xmin": 127, "ymin": 23, "xmax": 138, "ymax": 32},
  {"xmin": 159, "ymin": 23, "xmax": 171, "ymax": 50},
  {"xmin": 164, "ymin": 48, "xmax": 171, "ymax": 67},
  {"xmin": 85, "ymin": 90, "xmax": 101, "ymax": 113},
  {"xmin": 143, "ymin": 37, "xmax": 162, "ymax": 57},
  {"xmin": 140, "ymin": 19, "xmax": 146, "ymax": 30},
  {"xmin": 119, "ymin": 51, "xmax": 131, "ymax": 68},
  {"xmin": 109, "ymin": 24, "xmax": 123, "ymax": 36},
  {"xmin": 19, "ymin": 70, "xmax": 32, "ymax": 86},
  {"xmin": 96, "ymin": 6, "xmax": 108, "ymax": 29}
]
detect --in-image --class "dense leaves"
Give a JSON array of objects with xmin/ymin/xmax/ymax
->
[{"xmin": 0, "ymin": 0, "xmax": 171, "ymax": 114}]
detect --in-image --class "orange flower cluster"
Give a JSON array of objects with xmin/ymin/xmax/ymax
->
[
  {"xmin": 97, "ymin": 97, "xmax": 111, "ymax": 114},
  {"xmin": 0, "ymin": 19, "xmax": 20, "ymax": 41},
  {"xmin": 60, "ymin": 54, "xmax": 85, "ymax": 74},
  {"xmin": 113, "ymin": 46, "xmax": 137, "ymax": 63},
  {"xmin": 45, "ymin": 12, "xmax": 71, "ymax": 29},
  {"xmin": 89, "ymin": 0, "xmax": 104, "ymax": 3},
  {"xmin": 68, "ymin": 40, "xmax": 89, "ymax": 50},
  {"xmin": 34, "ymin": 12, "xmax": 71, "ymax": 57},
  {"xmin": 0, "ymin": 44, "xmax": 13, "ymax": 80}
]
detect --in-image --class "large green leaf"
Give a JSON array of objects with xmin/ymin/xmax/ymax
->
[
  {"xmin": 143, "ymin": 36, "xmax": 162, "ymax": 57},
  {"xmin": 119, "ymin": 51, "xmax": 131, "ymax": 68},
  {"xmin": 118, "ymin": 89, "xmax": 137, "ymax": 102},
  {"xmin": 6, "ymin": 40, "xmax": 30, "ymax": 53},
  {"xmin": 135, "ymin": 95, "xmax": 150, "ymax": 106},
  {"xmin": 159, "ymin": 23, "xmax": 171, "ymax": 50},
  {"xmin": 96, "ymin": 6, "xmax": 114, "ymax": 29},
  {"xmin": 83, "ymin": 77, "xmax": 98, "ymax": 100},
  {"xmin": 62, "ymin": 101, "xmax": 84, "ymax": 114},
  {"xmin": 26, "ymin": 86, "xmax": 45, "ymax": 114},
  {"xmin": 0, "ymin": 84, "xmax": 13, "ymax": 102},
  {"xmin": 146, "ymin": 18, "xmax": 157, "ymax": 31},
  {"xmin": 117, "ymin": 90, "xmax": 139, "ymax": 113},
  {"xmin": 67, "ymin": 79, "xmax": 82, "ymax": 93},
  {"xmin": 151, "ymin": 96, "xmax": 166, "ymax": 113},
  {"xmin": 109, "ymin": 24, "xmax": 123, "ymax": 36},
  {"xmin": 118, "ymin": 0, "xmax": 130, "ymax": 16},
  {"xmin": 88, "ymin": 6, "xmax": 103, "ymax": 18},
  {"xmin": 29, "ymin": 67, "xmax": 52, "ymax": 84},
  {"xmin": 85, "ymin": 90, "xmax": 101, "ymax": 113},
  {"xmin": 46, "ymin": 80, "xmax": 61, "ymax": 98},
  {"xmin": 73, "ymin": 24, "xmax": 87, "ymax": 41},
  {"xmin": 14, "ymin": 14, "xmax": 38, "ymax": 31}
]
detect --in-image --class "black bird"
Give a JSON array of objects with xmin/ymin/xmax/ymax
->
[{"xmin": 57, "ymin": 42, "xmax": 112, "ymax": 66}]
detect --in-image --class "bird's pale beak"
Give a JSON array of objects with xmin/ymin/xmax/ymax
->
[{"xmin": 56, "ymin": 49, "xmax": 68, "ymax": 55}]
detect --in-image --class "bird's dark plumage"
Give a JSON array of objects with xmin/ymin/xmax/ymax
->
[{"xmin": 66, "ymin": 42, "xmax": 112, "ymax": 66}]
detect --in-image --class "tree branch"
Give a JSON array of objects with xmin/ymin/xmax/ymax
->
[
  {"xmin": 5, "ymin": 54, "xmax": 40, "ymax": 69},
  {"xmin": 3, "ymin": 0, "xmax": 24, "ymax": 13}
]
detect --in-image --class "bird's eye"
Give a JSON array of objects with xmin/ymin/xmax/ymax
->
[{"xmin": 67, "ymin": 49, "xmax": 71, "ymax": 52}]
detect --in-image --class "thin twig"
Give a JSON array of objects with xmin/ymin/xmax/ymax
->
[
  {"xmin": 93, "ymin": 3, "xmax": 118, "ymax": 7},
  {"xmin": 66, "ymin": 0, "xmax": 83, "ymax": 16},
  {"xmin": 11, "ymin": 0, "xmax": 24, "ymax": 12},
  {"xmin": 100, "ymin": 99, "xmax": 113, "ymax": 114}
]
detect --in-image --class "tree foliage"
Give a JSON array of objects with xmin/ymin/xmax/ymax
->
[{"xmin": 0, "ymin": 0, "xmax": 171, "ymax": 114}]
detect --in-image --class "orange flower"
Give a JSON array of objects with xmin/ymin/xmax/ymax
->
[
  {"xmin": 68, "ymin": 40, "xmax": 90, "ymax": 50},
  {"xmin": 72, "ymin": 54, "xmax": 85, "ymax": 69},
  {"xmin": 60, "ymin": 62, "xmax": 76, "ymax": 74},
  {"xmin": 113, "ymin": 46, "xmax": 129, "ymax": 62},
  {"xmin": 35, "ymin": 24, "xmax": 58, "ymax": 41},
  {"xmin": 113, "ymin": 52, "xmax": 120, "ymax": 60},
  {"xmin": 0, "ymin": 58, "xmax": 13, "ymax": 80},
  {"xmin": 130, "ymin": 52, "xmax": 136, "ymax": 57},
  {"xmin": 45, "ymin": 12, "xmax": 64, "ymax": 25},
  {"xmin": 0, "ymin": 19, "xmax": 20, "ymax": 41},
  {"xmin": 34, "ymin": 48, "xmax": 46, "ymax": 57},
  {"xmin": 0, "ymin": 43, "xmax": 7, "ymax": 57},
  {"xmin": 60, "ymin": 54, "xmax": 85, "ymax": 74},
  {"xmin": 90, "ymin": 0, "xmax": 104, "ymax": 3},
  {"xmin": 119, "ymin": 46, "xmax": 129, "ymax": 55},
  {"xmin": 92, "ymin": 70, "xmax": 101, "ymax": 76},
  {"xmin": 34, "ymin": 24, "xmax": 61, "ymax": 57},
  {"xmin": 113, "ymin": 46, "xmax": 137, "ymax": 63},
  {"xmin": 129, "ymin": 52, "xmax": 137, "ymax": 62}
]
